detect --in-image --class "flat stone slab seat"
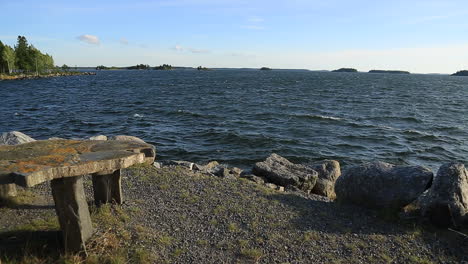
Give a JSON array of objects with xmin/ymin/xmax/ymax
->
[{"xmin": 0, "ymin": 139, "xmax": 155, "ymax": 253}]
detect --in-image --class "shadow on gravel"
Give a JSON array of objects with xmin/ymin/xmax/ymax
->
[
  {"xmin": 0, "ymin": 230, "xmax": 62, "ymax": 261},
  {"xmin": 269, "ymin": 192, "xmax": 468, "ymax": 262},
  {"xmin": 1, "ymin": 203, "xmax": 55, "ymax": 210},
  {"xmin": 268, "ymin": 193, "xmax": 399, "ymax": 235}
]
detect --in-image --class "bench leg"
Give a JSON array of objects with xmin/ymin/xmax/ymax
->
[
  {"xmin": 0, "ymin": 184, "xmax": 17, "ymax": 199},
  {"xmin": 51, "ymin": 176, "xmax": 93, "ymax": 253},
  {"xmin": 92, "ymin": 169, "xmax": 122, "ymax": 206}
]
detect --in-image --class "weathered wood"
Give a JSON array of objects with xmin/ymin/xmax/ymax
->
[
  {"xmin": 0, "ymin": 140, "xmax": 156, "ymax": 187},
  {"xmin": 0, "ymin": 183, "xmax": 17, "ymax": 198},
  {"xmin": 92, "ymin": 169, "xmax": 122, "ymax": 206},
  {"xmin": 51, "ymin": 176, "xmax": 93, "ymax": 253}
]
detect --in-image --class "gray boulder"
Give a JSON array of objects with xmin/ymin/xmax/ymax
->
[
  {"xmin": 335, "ymin": 161, "xmax": 433, "ymax": 210},
  {"xmin": 310, "ymin": 160, "xmax": 341, "ymax": 199},
  {"xmin": 418, "ymin": 163, "xmax": 468, "ymax": 227},
  {"xmin": 109, "ymin": 135, "xmax": 146, "ymax": 144},
  {"xmin": 0, "ymin": 131, "xmax": 35, "ymax": 198},
  {"xmin": 252, "ymin": 153, "xmax": 318, "ymax": 192},
  {"xmin": 0, "ymin": 131, "xmax": 35, "ymax": 145}
]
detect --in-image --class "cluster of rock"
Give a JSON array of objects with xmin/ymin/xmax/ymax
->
[
  {"xmin": 0, "ymin": 72, "xmax": 96, "ymax": 81},
  {"xmin": 1, "ymin": 131, "xmax": 467, "ymax": 229},
  {"xmin": 162, "ymin": 152, "xmax": 467, "ymax": 229}
]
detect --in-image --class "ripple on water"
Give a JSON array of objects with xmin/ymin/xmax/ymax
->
[{"xmin": 0, "ymin": 70, "xmax": 467, "ymax": 169}]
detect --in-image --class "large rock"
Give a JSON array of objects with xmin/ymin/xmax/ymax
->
[
  {"xmin": 418, "ymin": 163, "xmax": 468, "ymax": 227},
  {"xmin": 0, "ymin": 131, "xmax": 35, "ymax": 198},
  {"xmin": 252, "ymin": 154, "xmax": 318, "ymax": 192},
  {"xmin": 310, "ymin": 160, "xmax": 341, "ymax": 199},
  {"xmin": 0, "ymin": 131, "xmax": 35, "ymax": 145},
  {"xmin": 335, "ymin": 161, "xmax": 433, "ymax": 210},
  {"xmin": 109, "ymin": 135, "xmax": 146, "ymax": 144}
]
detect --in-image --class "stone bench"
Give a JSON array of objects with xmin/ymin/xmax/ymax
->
[{"xmin": 0, "ymin": 139, "xmax": 155, "ymax": 253}]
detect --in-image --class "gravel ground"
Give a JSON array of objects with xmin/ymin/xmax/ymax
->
[{"xmin": 1, "ymin": 164, "xmax": 467, "ymax": 263}]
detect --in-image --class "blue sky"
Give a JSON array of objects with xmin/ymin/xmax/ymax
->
[{"xmin": 2, "ymin": 0, "xmax": 468, "ymax": 73}]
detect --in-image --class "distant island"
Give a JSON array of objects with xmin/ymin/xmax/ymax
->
[
  {"xmin": 197, "ymin": 66, "xmax": 211, "ymax": 71},
  {"xmin": 154, "ymin": 64, "xmax": 173, "ymax": 70},
  {"xmin": 332, "ymin": 68, "xmax": 357, "ymax": 73},
  {"xmin": 260, "ymin": 67, "xmax": 272, "ymax": 71},
  {"xmin": 451, "ymin": 70, "xmax": 468, "ymax": 76},
  {"xmin": 369, "ymin": 70, "xmax": 410, "ymax": 74}
]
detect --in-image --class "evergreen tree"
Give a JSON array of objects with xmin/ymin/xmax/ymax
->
[{"xmin": 15, "ymin": 36, "xmax": 32, "ymax": 72}]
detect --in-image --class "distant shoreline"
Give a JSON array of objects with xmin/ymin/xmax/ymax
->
[{"xmin": 0, "ymin": 72, "xmax": 96, "ymax": 81}]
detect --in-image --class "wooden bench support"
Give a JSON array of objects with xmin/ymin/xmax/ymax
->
[
  {"xmin": 0, "ymin": 184, "xmax": 17, "ymax": 199},
  {"xmin": 92, "ymin": 169, "xmax": 123, "ymax": 206},
  {"xmin": 51, "ymin": 176, "xmax": 93, "ymax": 253}
]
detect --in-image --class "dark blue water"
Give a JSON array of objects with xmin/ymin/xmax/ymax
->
[{"xmin": 1, "ymin": 70, "xmax": 467, "ymax": 170}]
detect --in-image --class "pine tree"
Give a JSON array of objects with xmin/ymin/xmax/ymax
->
[{"xmin": 15, "ymin": 36, "xmax": 33, "ymax": 72}]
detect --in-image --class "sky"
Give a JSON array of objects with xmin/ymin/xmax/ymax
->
[{"xmin": 2, "ymin": 0, "xmax": 468, "ymax": 73}]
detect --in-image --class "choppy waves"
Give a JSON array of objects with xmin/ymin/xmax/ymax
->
[{"xmin": 1, "ymin": 70, "xmax": 467, "ymax": 170}]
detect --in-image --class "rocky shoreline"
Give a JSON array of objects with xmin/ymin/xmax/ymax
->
[
  {"xmin": 0, "ymin": 71, "xmax": 96, "ymax": 81},
  {"xmin": 2, "ymin": 131, "xmax": 467, "ymax": 229},
  {"xmin": 1, "ymin": 131, "xmax": 467, "ymax": 263}
]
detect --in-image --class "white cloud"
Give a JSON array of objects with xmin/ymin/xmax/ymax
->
[
  {"xmin": 242, "ymin": 25, "xmax": 265, "ymax": 30},
  {"xmin": 119, "ymin": 37, "xmax": 129, "ymax": 45},
  {"xmin": 248, "ymin": 16, "xmax": 264, "ymax": 23},
  {"xmin": 173, "ymin": 45, "xmax": 184, "ymax": 51},
  {"xmin": 77, "ymin": 34, "xmax": 100, "ymax": 45},
  {"xmin": 171, "ymin": 45, "xmax": 210, "ymax": 53},
  {"xmin": 188, "ymin": 48, "xmax": 210, "ymax": 53}
]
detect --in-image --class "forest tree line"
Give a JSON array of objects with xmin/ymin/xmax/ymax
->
[{"xmin": 0, "ymin": 36, "xmax": 55, "ymax": 74}]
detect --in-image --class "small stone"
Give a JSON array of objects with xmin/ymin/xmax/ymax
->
[
  {"xmin": 277, "ymin": 186, "xmax": 285, "ymax": 192},
  {"xmin": 153, "ymin": 162, "xmax": 162, "ymax": 169},
  {"xmin": 166, "ymin": 160, "xmax": 194, "ymax": 170},
  {"xmin": 89, "ymin": 135, "xmax": 108, "ymax": 141},
  {"xmin": 241, "ymin": 174, "xmax": 266, "ymax": 185},
  {"xmin": 265, "ymin": 183, "xmax": 278, "ymax": 189}
]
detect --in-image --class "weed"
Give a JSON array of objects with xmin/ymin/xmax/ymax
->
[{"xmin": 240, "ymin": 248, "xmax": 263, "ymax": 262}]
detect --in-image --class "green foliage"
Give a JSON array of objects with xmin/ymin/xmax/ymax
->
[
  {"xmin": 61, "ymin": 64, "xmax": 70, "ymax": 72},
  {"xmin": 127, "ymin": 64, "xmax": 150, "ymax": 70},
  {"xmin": 197, "ymin": 66, "xmax": 211, "ymax": 71},
  {"xmin": 0, "ymin": 36, "xmax": 54, "ymax": 75},
  {"xmin": 96, "ymin": 65, "xmax": 108, "ymax": 70},
  {"xmin": 15, "ymin": 36, "xmax": 31, "ymax": 71},
  {"xmin": 0, "ymin": 41, "xmax": 16, "ymax": 74},
  {"xmin": 154, "ymin": 64, "xmax": 173, "ymax": 70}
]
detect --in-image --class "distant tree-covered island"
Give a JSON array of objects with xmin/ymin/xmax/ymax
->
[
  {"xmin": 260, "ymin": 67, "xmax": 272, "ymax": 71},
  {"xmin": 154, "ymin": 64, "xmax": 173, "ymax": 70},
  {"xmin": 332, "ymin": 68, "xmax": 358, "ymax": 73},
  {"xmin": 451, "ymin": 70, "xmax": 468, "ymax": 76},
  {"xmin": 197, "ymin": 66, "xmax": 211, "ymax": 71},
  {"xmin": 368, "ymin": 70, "xmax": 410, "ymax": 74},
  {"xmin": 0, "ymin": 36, "xmax": 93, "ymax": 80},
  {"xmin": 127, "ymin": 64, "xmax": 151, "ymax": 70}
]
